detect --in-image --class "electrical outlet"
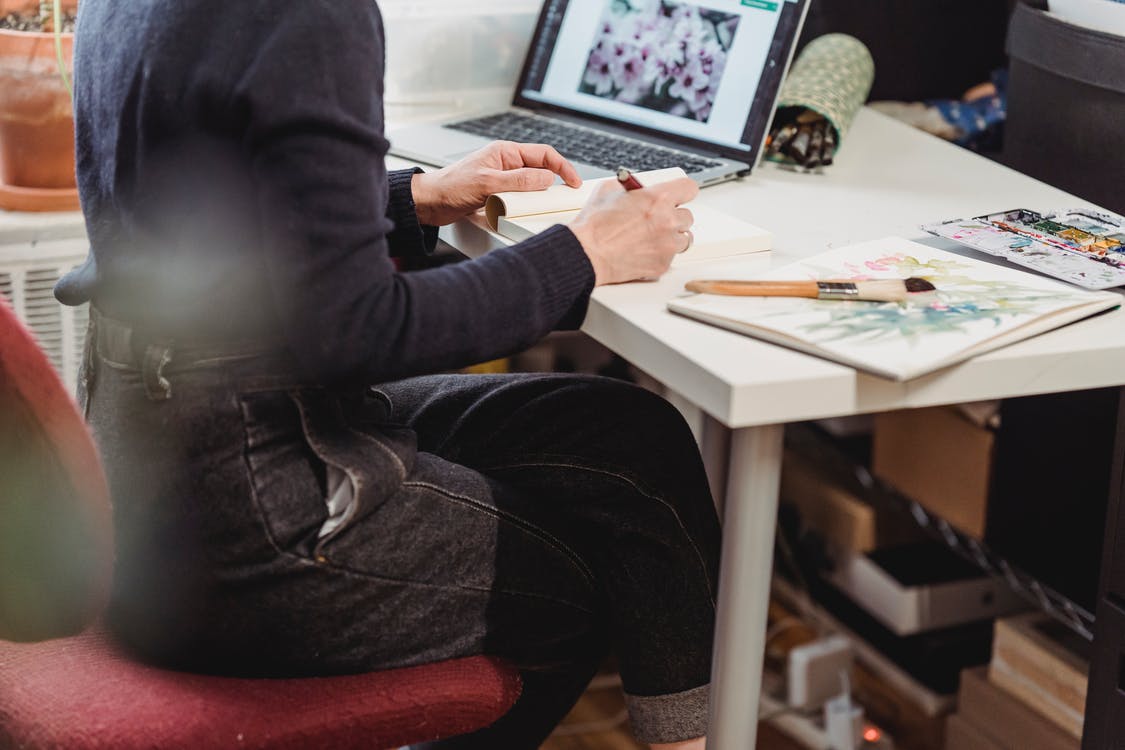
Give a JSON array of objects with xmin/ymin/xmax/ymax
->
[{"xmin": 787, "ymin": 634, "xmax": 853, "ymax": 710}]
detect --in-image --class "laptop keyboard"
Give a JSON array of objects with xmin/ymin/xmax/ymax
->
[{"xmin": 446, "ymin": 112, "xmax": 724, "ymax": 175}]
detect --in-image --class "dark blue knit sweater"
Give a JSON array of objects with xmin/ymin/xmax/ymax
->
[{"xmin": 57, "ymin": 0, "xmax": 594, "ymax": 383}]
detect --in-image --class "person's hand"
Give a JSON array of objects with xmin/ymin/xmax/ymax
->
[
  {"xmin": 962, "ymin": 80, "xmax": 998, "ymax": 102},
  {"xmin": 410, "ymin": 141, "xmax": 582, "ymax": 226},
  {"xmin": 569, "ymin": 177, "xmax": 698, "ymax": 286}
]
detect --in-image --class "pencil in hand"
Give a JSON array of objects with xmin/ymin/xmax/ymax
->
[
  {"xmin": 616, "ymin": 167, "xmax": 644, "ymax": 191},
  {"xmin": 685, "ymin": 277, "xmax": 937, "ymax": 303}
]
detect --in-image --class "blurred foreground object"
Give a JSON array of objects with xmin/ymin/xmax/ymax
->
[
  {"xmin": 767, "ymin": 33, "xmax": 875, "ymax": 171},
  {"xmin": 0, "ymin": 296, "xmax": 111, "ymax": 641}
]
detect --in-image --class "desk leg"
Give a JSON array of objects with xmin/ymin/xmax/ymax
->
[
  {"xmin": 707, "ymin": 423, "xmax": 784, "ymax": 750},
  {"xmin": 701, "ymin": 414, "xmax": 732, "ymax": 516}
]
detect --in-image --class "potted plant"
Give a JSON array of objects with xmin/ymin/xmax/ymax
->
[{"xmin": 0, "ymin": 0, "xmax": 79, "ymax": 211}]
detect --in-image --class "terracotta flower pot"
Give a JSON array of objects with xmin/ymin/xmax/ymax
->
[{"xmin": 0, "ymin": 0, "xmax": 78, "ymax": 205}]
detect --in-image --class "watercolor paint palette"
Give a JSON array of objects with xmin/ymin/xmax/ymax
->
[{"xmin": 923, "ymin": 208, "xmax": 1125, "ymax": 289}]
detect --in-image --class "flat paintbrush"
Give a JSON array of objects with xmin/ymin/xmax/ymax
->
[{"xmin": 684, "ymin": 277, "xmax": 936, "ymax": 303}]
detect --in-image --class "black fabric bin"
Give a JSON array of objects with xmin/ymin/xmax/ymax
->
[{"xmin": 1005, "ymin": 1, "xmax": 1125, "ymax": 214}]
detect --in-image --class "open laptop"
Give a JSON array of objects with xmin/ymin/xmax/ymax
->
[{"xmin": 389, "ymin": 0, "xmax": 810, "ymax": 185}]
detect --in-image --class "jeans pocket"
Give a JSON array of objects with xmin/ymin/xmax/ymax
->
[
  {"xmin": 238, "ymin": 391, "xmax": 330, "ymax": 559},
  {"xmin": 241, "ymin": 388, "xmax": 418, "ymax": 562}
]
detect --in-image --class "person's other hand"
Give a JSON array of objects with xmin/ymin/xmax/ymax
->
[
  {"xmin": 410, "ymin": 141, "xmax": 582, "ymax": 226},
  {"xmin": 962, "ymin": 80, "xmax": 998, "ymax": 102},
  {"xmin": 569, "ymin": 177, "xmax": 698, "ymax": 286}
]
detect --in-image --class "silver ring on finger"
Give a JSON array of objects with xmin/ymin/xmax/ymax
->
[{"xmin": 679, "ymin": 230, "xmax": 694, "ymax": 254}]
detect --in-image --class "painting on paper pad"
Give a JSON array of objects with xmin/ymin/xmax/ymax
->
[{"xmin": 668, "ymin": 237, "xmax": 1120, "ymax": 381}]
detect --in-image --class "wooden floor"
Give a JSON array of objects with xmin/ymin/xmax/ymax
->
[{"xmin": 541, "ymin": 681, "xmax": 807, "ymax": 750}]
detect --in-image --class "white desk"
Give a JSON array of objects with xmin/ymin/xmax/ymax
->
[
  {"xmin": 585, "ymin": 110, "xmax": 1125, "ymax": 750},
  {"xmin": 397, "ymin": 107, "xmax": 1125, "ymax": 749}
]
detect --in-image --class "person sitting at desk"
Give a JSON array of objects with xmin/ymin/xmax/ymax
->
[{"xmin": 56, "ymin": 1, "xmax": 720, "ymax": 748}]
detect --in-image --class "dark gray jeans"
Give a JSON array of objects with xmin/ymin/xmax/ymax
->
[{"xmin": 82, "ymin": 314, "xmax": 721, "ymax": 746}]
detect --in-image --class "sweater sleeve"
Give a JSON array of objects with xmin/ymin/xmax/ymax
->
[
  {"xmin": 385, "ymin": 168, "xmax": 439, "ymax": 258},
  {"xmin": 238, "ymin": 0, "xmax": 593, "ymax": 384}
]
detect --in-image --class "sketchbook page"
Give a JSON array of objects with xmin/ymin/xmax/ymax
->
[
  {"xmin": 483, "ymin": 167, "xmax": 686, "ymax": 230},
  {"xmin": 497, "ymin": 203, "xmax": 772, "ymax": 266},
  {"xmin": 667, "ymin": 237, "xmax": 1120, "ymax": 381},
  {"xmin": 496, "ymin": 211, "xmax": 575, "ymax": 242},
  {"xmin": 671, "ymin": 204, "xmax": 771, "ymax": 264}
]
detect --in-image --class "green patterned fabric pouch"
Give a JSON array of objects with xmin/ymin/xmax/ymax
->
[{"xmin": 769, "ymin": 34, "xmax": 875, "ymax": 168}]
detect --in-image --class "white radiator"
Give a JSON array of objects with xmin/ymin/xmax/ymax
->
[{"xmin": 0, "ymin": 238, "xmax": 90, "ymax": 394}]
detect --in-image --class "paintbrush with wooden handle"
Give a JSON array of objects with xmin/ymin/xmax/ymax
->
[{"xmin": 684, "ymin": 277, "xmax": 936, "ymax": 303}]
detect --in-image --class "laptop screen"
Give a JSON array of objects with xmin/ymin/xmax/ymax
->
[{"xmin": 514, "ymin": 0, "xmax": 809, "ymax": 163}]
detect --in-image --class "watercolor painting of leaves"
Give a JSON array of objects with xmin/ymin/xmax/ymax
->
[{"xmin": 788, "ymin": 253, "xmax": 1092, "ymax": 346}]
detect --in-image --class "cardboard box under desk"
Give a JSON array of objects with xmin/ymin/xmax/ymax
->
[
  {"xmin": 989, "ymin": 613, "xmax": 1089, "ymax": 740},
  {"xmin": 873, "ymin": 406, "xmax": 994, "ymax": 539},
  {"xmin": 781, "ymin": 448, "xmax": 917, "ymax": 554},
  {"xmin": 956, "ymin": 666, "xmax": 1079, "ymax": 750},
  {"xmin": 872, "ymin": 389, "xmax": 1120, "ymax": 616},
  {"xmin": 945, "ymin": 713, "xmax": 1002, "ymax": 750}
]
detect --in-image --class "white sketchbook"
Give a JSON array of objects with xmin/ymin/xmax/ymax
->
[
  {"xmin": 668, "ymin": 237, "xmax": 1121, "ymax": 381},
  {"xmin": 483, "ymin": 168, "xmax": 771, "ymax": 266}
]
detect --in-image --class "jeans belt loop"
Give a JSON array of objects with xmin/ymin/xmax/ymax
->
[{"xmin": 142, "ymin": 343, "xmax": 174, "ymax": 401}]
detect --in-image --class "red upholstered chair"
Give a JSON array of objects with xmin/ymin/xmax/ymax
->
[{"xmin": 0, "ymin": 299, "xmax": 520, "ymax": 749}]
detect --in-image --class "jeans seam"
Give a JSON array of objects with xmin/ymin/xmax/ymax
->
[
  {"xmin": 238, "ymin": 396, "xmax": 289, "ymax": 558},
  {"xmin": 326, "ymin": 393, "xmax": 409, "ymax": 483},
  {"xmin": 366, "ymin": 386, "xmax": 394, "ymax": 414},
  {"xmin": 403, "ymin": 479, "xmax": 598, "ymax": 586},
  {"xmin": 97, "ymin": 356, "xmax": 135, "ymax": 371},
  {"xmin": 486, "ymin": 460, "xmax": 718, "ymax": 606},
  {"xmin": 288, "ymin": 390, "xmax": 408, "ymax": 480},
  {"xmin": 294, "ymin": 553, "xmax": 598, "ymax": 613}
]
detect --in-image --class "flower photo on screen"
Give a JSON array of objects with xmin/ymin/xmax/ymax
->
[{"xmin": 580, "ymin": 0, "xmax": 740, "ymax": 122}]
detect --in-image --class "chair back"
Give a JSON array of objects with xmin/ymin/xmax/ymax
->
[{"xmin": 0, "ymin": 299, "xmax": 112, "ymax": 641}]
